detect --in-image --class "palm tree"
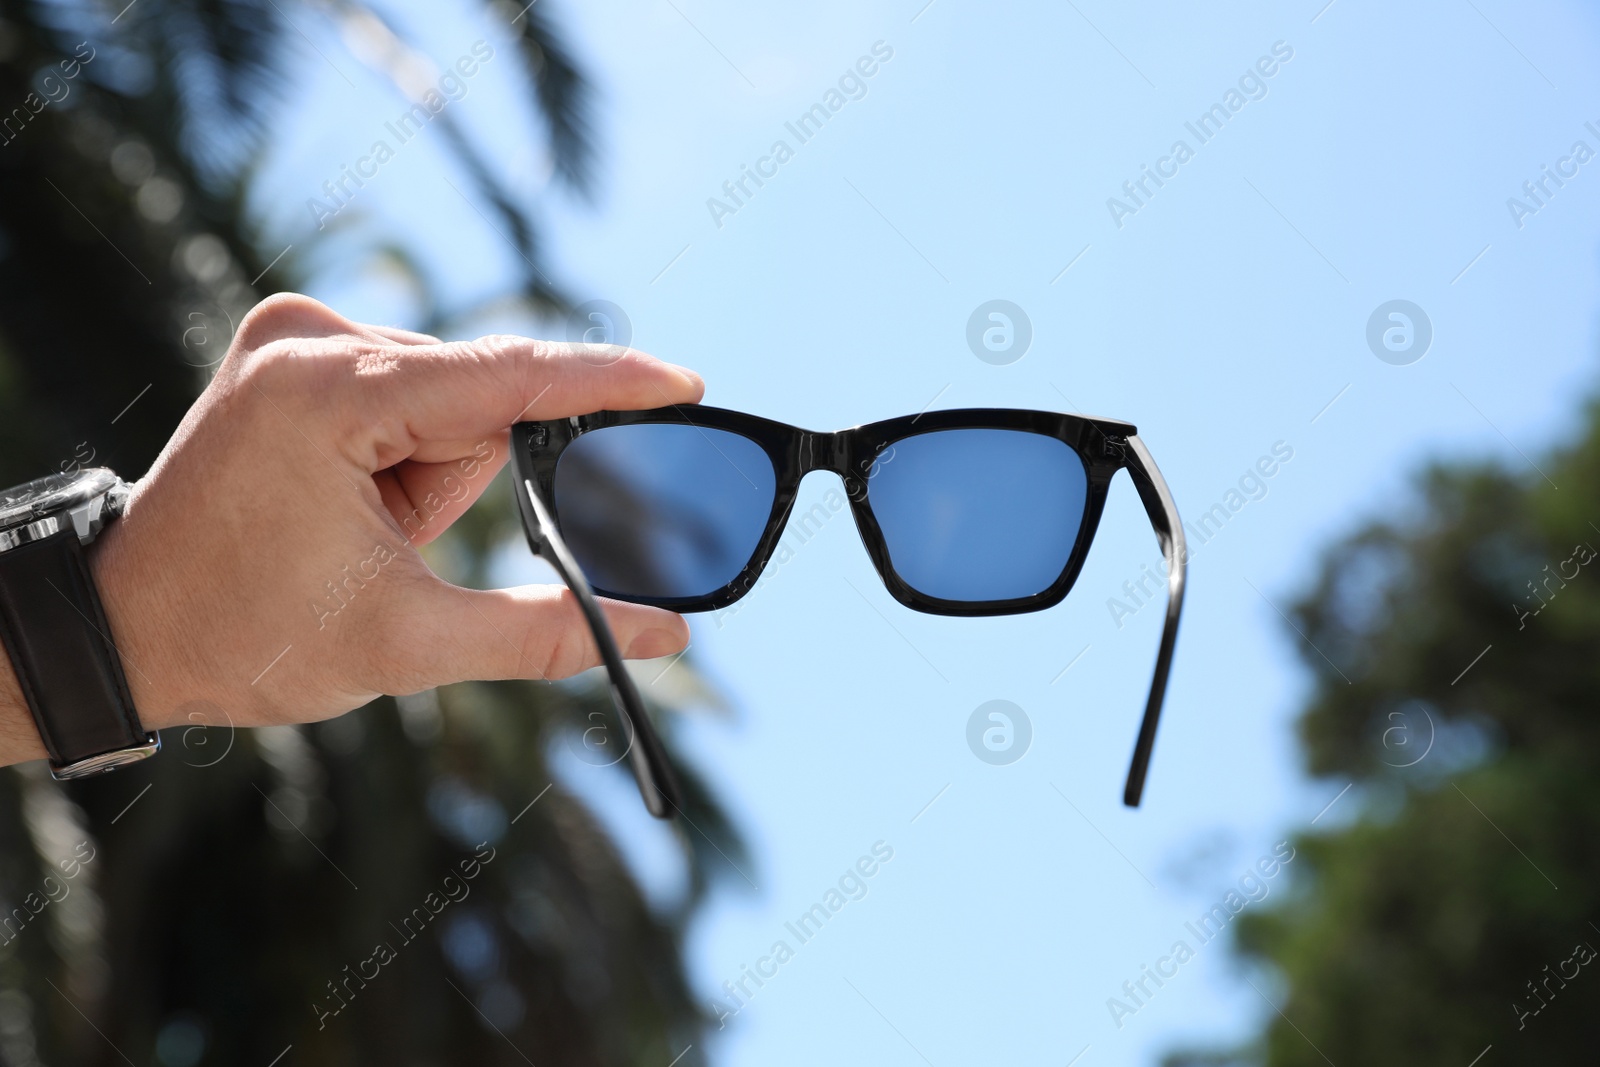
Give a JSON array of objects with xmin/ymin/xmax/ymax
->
[{"xmin": 0, "ymin": 1, "xmax": 742, "ymax": 1063}]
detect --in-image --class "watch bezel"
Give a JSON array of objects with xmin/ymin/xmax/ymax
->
[{"xmin": 0, "ymin": 468, "xmax": 122, "ymax": 533}]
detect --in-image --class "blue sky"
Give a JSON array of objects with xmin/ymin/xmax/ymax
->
[{"xmin": 259, "ymin": 0, "xmax": 1600, "ymax": 1062}]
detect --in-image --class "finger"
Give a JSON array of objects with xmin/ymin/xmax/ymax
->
[
  {"xmin": 396, "ymin": 582, "xmax": 689, "ymax": 688},
  {"xmin": 358, "ymin": 337, "xmax": 705, "ymax": 450},
  {"xmin": 373, "ymin": 440, "xmax": 509, "ymax": 547},
  {"xmin": 362, "ymin": 323, "xmax": 443, "ymax": 346}
]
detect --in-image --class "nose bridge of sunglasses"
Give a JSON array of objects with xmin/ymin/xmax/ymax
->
[{"xmin": 798, "ymin": 429, "xmax": 854, "ymax": 479}]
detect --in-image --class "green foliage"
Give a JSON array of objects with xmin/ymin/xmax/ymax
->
[
  {"xmin": 1168, "ymin": 401, "xmax": 1600, "ymax": 1064},
  {"xmin": 0, "ymin": 2, "xmax": 738, "ymax": 1064}
]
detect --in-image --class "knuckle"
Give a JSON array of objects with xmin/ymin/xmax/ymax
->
[
  {"xmin": 472, "ymin": 333, "xmax": 534, "ymax": 356},
  {"xmin": 437, "ymin": 337, "xmax": 497, "ymax": 366},
  {"xmin": 472, "ymin": 334, "xmax": 548, "ymax": 382},
  {"xmin": 234, "ymin": 292, "xmax": 349, "ymax": 351},
  {"xmin": 223, "ymin": 295, "xmax": 364, "ymax": 394},
  {"xmin": 536, "ymin": 629, "xmax": 580, "ymax": 681},
  {"xmin": 532, "ymin": 596, "xmax": 597, "ymax": 680},
  {"xmin": 574, "ymin": 341, "xmax": 644, "ymax": 368},
  {"xmin": 463, "ymin": 334, "xmax": 555, "ymax": 411}
]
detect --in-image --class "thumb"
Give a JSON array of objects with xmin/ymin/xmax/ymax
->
[{"xmin": 391, "ymin": 580, "xmax": 689, "ymax": 689}]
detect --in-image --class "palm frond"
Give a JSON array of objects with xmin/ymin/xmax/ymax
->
[{"xmin": 499, "ymin": 0, "xmax": 595, "ymax": 193}]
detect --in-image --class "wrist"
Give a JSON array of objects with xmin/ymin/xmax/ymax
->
[
  {"xmin": 83, "ymin": 491, "xmax": 181, "ymax": 737},
  {"xmin": 0, "ymin": 473, "xmax": 173, "ymax": 767}
]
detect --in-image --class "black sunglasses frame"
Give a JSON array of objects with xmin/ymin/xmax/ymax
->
[
  {"xmin": 511, "ymin": 405, "xmax": 1185, "ymax": 815},
  {"xmin": 514, "ymin": 477, "xmax": 683, "ymax": 819}
]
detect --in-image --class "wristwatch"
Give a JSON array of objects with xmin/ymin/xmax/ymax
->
[{"xmin": 0, "ymin": 468, "xmax": 160, "ymax": 778}]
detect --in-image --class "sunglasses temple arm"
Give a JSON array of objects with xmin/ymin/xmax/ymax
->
[
  {"xmin": 1119, "ymin": 436, "xmax": 1187, "ymax": 807},
  {"xmin": 520, "ymin": 479, "xmax": 683, "ymax": 820}
]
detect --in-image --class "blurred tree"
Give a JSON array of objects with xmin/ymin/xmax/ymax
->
[
  {"xmin": 0, "ymin": 1, "xmax": 741, "ymax": 1064},
  {"xmin": 1165, "ymin": 400, "xmax": 1600, "ymax": 1065}
]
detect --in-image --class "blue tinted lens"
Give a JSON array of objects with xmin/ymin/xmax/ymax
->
[
  {"xmin": 553, "ymin": 424, "xmax": 777, "ymax": 599},
  {"xmin": 867, "ymin": 428, "xmax": 1088, "ymax": 602}
]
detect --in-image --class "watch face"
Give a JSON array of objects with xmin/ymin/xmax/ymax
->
[{"xmin": 0, "ymin": 469, "xmax": 120, "ymax": 531}]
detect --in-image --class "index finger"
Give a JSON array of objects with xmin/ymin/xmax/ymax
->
[{"xmin": 356, "ymin": 336, "xmax": 705, "ymax": 452}]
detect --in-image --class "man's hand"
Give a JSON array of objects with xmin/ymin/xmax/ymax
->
[{"xmin": 0, "ymin": 293, "xmax": 704, "ymax": 763}]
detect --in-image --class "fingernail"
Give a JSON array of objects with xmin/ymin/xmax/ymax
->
[
  {"xmin": 625, "ymin": 628, "xmax": 684, "ymax": 659},
  {"xmin": 664, "ymin": 363, "xmax": 704, "ymax": 391}
]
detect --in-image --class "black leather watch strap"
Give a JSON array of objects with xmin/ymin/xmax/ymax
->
[{"xmin": 0, "ymin": 525, "xmax": 150, "ymax": 767}]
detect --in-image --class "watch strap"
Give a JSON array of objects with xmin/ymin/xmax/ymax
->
[{"xmin": 0, "ymin": 525, "xmax": 154, "ymax": 771}]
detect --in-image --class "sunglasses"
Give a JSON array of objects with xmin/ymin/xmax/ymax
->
[{"xmin": 511, "ymin": 405, "xmax": 1185, "ymax": 820}]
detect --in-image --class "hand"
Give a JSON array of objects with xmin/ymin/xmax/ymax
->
[{"xmin": 0, "ymin": 293, "xmax": 704, "ymax": 764}]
